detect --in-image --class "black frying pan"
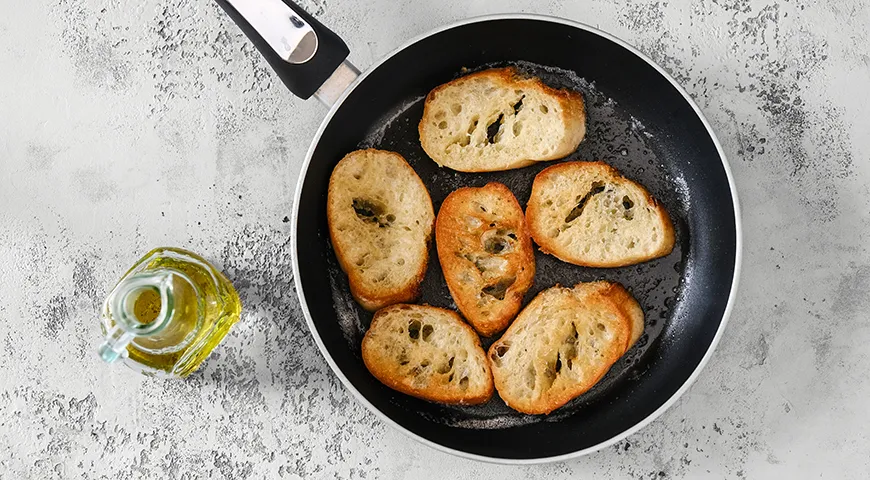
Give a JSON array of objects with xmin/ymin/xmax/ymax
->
[{"xmin": 216, "ymin": 1, "xmax": 741, "ymax": 463}]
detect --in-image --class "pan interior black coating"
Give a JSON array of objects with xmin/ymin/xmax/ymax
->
[{"xmin": 295, "ymin": 19, "xmax": 736, "ymax": 459}]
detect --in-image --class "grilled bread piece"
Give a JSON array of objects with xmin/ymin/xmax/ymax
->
[
  {"xmin": 418, "ymin": 67, "xmax": 586, "ymax": 172},
  {"xmin": 327, "ymin": 149, "xmax": 435, "ymax": 311},
  {"xmin": 526, "ymin": 161, "xmax": 675, "ymax": 267},
  {"xmin": 435, "ymin": 182, "xmax": 535, "ymax": 337},
  {"xmin": 362, "ymin": 304, "xmax": 494, "ymax": 404},
  {"xmin": 488, "ymin": 281, "xmax": 643, "ymax": 414}
]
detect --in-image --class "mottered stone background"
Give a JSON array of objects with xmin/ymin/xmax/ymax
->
[{"xmin": 1, "ymin": 0, "xmax": 868, "ymax": 478}]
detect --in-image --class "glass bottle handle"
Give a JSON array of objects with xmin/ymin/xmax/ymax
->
[{"xmin": 98, "ymin": 325, "xmax": 136, "ymax": 363}]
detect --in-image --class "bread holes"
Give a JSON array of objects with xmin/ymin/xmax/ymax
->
[
  {"xmin": 352, "ymin": 198, "xmax": 394, "ymax": 228},
  {"xmin": 397, "ymin": 350, "xmax": 409, "ymax": 365},
  {"xmin": 467, "ymin": 117, "xmax": 479, "ymax": 136},
  {"xmin": 489, "ymin": 351, "xmax": 501, "ymax": 367},
  {"xmin": 486, "ymin": 114, "xmax": 504, "ymax": 144},
  {"xmin": 420, "ymin": 360, "xmax": 430, "ymax": 368},
  {"xmin": 396, "ymin": 258, "xmax": 405, "ymax": 265},
  {"xmin": 421, "ymin": 324, "xmax": 434, "ymax": 341},
  {"xmin": 597, "ymin": 322, "xmax": 606, "ymax": 331},
  {"xmin": 622, "ymin": 195, "xmax": 635, "ymax": 220},
  {"xmin": 481, "ymin": 229, "xmax": 515, "ymax": 255},
  {"xmin": 541, "ymin": 361, "xmax": 557, "ymax": 391},
  {"xmin": 408, "ymin": 319, "xmax": 422, "ymax": 340},
  {"xmin": 482, "ymin": 276, "xmax": 516, "ymax": 301},
  {"xmin": 555, "ymin": 354, "xmax": 563, "ymax": 374},
  {"xmin": 352, "ymin": 198, "xmax": 382, "ymax": 221},
  {"xmin": 451, "ymin": 103, "xmax": 462, "ymax": 114},
  {"xmin": 438, "ymin": 120, "xmax": 448, "ymax": 129},
  {"xmin": 459, "ymin": 376, "xmax": 470, "ymax": 390},
  {"xmin": 512, "ymin": 122, "xmax": 523, "ymax": 136},
  {"xmin": 512, "ymin": 96, "xmax": 525, "ymax": 114},
  {"xmin": 564, "ymin": 181, "xmax": 606, "ymax": 223},
  {"xmin": 540, "ymin": 104, "xmax": 549, "ymax": 114},
  {"xmin": 483, "ymin": 236, "xmax": 509, "ymax": 254},
  {"xmin": 437, "ymin": 356, "xmax": 454, "ymax": 374}
]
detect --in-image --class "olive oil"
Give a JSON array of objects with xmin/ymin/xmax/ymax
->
[{"xmin": 99, "ymin": 247, "xmax": 241, "ymax": 377}]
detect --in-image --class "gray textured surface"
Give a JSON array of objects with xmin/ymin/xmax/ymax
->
[{"xmin": 1, "ymin": 0, "xmax": 868, "ymax": 478}]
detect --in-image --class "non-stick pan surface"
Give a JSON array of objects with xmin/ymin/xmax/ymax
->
[{"xmin": 291, "ymin": 16, "xmax": 740, "ymax": 462}]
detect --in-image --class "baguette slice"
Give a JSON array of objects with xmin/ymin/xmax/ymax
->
[
  {"xmin": 435, "ymin": 182, "xmax": 535, "ymax": 337},
  {"xmin": 419, "ymin": 67, "xmax": 586, "ymax": 172},
  {"xmin": 327, "ymin": 149, "xmax": 435, "ymax": 311},
  {"xmin": 488, "ymin": 281, "xmax": 643, "ymax": 415},
  {"xmin": 526, "ymin": 161, "xmax": 675, "ymax": 267},
  {"xmin": 362, "ymin": 304, "xmax": 494, "ymax": 404}
]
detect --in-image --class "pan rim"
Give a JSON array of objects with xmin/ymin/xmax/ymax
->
[{"xmin": 290, "ymin": 13, "xmax": 743, "ymax": 464}]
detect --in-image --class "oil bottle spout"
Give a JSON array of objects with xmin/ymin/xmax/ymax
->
[{"xmin": 98, "ymin": 270, "xmax": 176, "ymax": 365}]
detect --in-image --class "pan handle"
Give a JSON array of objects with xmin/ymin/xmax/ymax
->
[{"xmin": 214, "ymin": 0, "xmax": 355, "ymax": 102}]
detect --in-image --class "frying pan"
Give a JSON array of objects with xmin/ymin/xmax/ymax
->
[{"xmin": 215, "ymin": 0, "xmax": 742, "ymax": 463}]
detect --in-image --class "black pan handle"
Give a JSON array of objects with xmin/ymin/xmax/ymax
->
[{"xmin": 215, "ymin": 0, "xmax": 350, "ymax": 100}]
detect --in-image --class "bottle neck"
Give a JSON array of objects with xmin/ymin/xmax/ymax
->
[{"xmin": 99, "ymin": 270, "xmax": 176, "ymax": 363}]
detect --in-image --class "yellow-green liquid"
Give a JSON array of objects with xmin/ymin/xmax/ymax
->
[{"xmin": 113, "ymin": 248, "xmax": 241, "ymax": 377}]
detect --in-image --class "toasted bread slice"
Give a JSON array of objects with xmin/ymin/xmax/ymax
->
[
  {"xmin": 526, "ymin": 161, "xmax": 675, "ymax": 267},
  {"xmin": 327, "ymin": 149, "xmax": 435, "ymax": 311},
  {"xmin": 488, "ymin": 281, "xmax": 643, "ymax": 414},
  {"xmin": 362, "ymin": 304, "xmax": 494, "ymax": 405},
  {"xmin": 418, "ymin": 67, "xmax": 586, "ymax": 172},
  {"xmin": 435, "ymin": 182, "xmax": 535, "ymax": 337}
]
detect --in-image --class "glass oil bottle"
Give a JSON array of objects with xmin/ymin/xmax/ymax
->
[{"xmin": 98, "ymin": 247, "xmax": 241, "ymax": 377}]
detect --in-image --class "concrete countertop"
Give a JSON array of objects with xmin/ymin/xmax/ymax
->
[{"xmin": 1, "ymin": 0, "xmax": 868, "ymax": 478}]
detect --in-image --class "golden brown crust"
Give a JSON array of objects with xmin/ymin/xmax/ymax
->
[
  {"xmin": 327, "ymin": 149, "xmax": 434, "ymax": 311},
  {"xmin": 435, "ymin": 183, "xmax": 535, "ymax": 336},
  {"xmin": 361, "ymin": 305, "xmax": 494, "ymax": 405},
  {"xmin": 418, "ymin": 67, "xmax": 586, "ymax": 172},
  {"xmin": 526, "ymin": 161, "xmax": 675, "ymax": 268}
]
